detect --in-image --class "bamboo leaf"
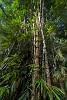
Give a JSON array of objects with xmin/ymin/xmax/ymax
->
[{"xmin": 52, "ymin": 90, "xmax": 61, "ymax": 100}]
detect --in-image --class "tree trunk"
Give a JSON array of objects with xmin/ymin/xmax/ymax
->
[
  {"xmin": 31, "ymin": 0, "xmax": 51, "ymax": 100},
  {"xmin": 40, "ymin": 1, "xmax": 46, "ymax": 99},
  {"xmin": 31, "ymin": 23, "xmax": 36, "ymax": 100},
  {"xmin": 31, "ymin": 13, "xmax": 40, "ymax": 100},
  {"xmin": 35, "ymin": 12, "xmax": 40, "ymax": 100},
  {"xmin": 41, "ymin": 0, "xmax": 51, "ymax": 86}
]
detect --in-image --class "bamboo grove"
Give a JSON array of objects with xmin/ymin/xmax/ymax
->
[{"xmin": 0, "ymin": 0, "xmax": 67, "ymax": 100}]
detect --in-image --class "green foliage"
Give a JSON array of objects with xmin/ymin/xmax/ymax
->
[
  {"xmin": 18, "ymin": 89, "xmax": 29, "ymax": 100},
  {"xmin": 45, "ymin": 20, "xmax": 56, "ymax": 34},
  {"xmin": 35, "ymin": 79, "xmax": 65, "ymax": 100},
  {"xmin": 55, "ymin": 49, "xmax": 64, "ymax": 61},
  {"xmin": 0, "ymin": 86, "xmax": 9, "ymax": 96}
]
